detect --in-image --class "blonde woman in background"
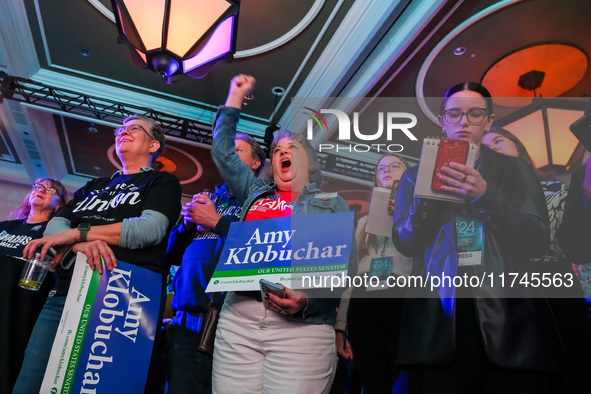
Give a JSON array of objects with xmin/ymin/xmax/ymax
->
[{"xmin": 335, "ymin": 153, "xmax": 413, "ymax": 393}]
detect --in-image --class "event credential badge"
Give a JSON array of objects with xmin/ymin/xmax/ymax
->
[
  {"xmin": 206, "ymin": 211, "xmax": 354, "ymax": 292},
  {"xmin": 41, "ymin": 253, "xmax": 161, "ymax": 394},
  {"xmin": 456, "ymin": 216, "xmax": 484, "ymax": 266}
]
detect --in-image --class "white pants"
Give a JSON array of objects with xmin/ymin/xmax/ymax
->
[{"xmin": 212, "ymin": 292, "xmax": 337, "ymax": 394}]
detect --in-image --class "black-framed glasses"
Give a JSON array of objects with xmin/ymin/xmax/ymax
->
[
  {"xmin": 32, "ymin": 183, "xmax": 58, "ymax": 195},
  {"xmin": 441, "ymin": 108, "xmax": 489, "ymax": 125},
  {"xmin": 377, "ymin": 162, "xmax": 403, "ymax": 173},
  {"xmin": 114, "ymin": 124, "xmax": 153, "ymax": 140}
]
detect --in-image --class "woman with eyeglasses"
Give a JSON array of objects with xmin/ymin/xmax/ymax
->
[
  {"xmin": 482, "ymin": 126, "xmax": 591, "ymax": 393},
  {"xmin": 1, "ymin": 179, "xmax": 68, "ymax": 257},
  {"xmin": 0, "ymin": 178, "xmax": 67, "ymax": 392},
  {"xmin": 14, "ymin": 114, "xmax": 182, "ymax": 394},
  {"xmin": 334, "ymin": 153, "xmax": 413, "ymax": 393},
  {"xmin": 392, "ymin": 82, "xmax": 563, "ymax": 393},
  {"xmin": 210, "ymin": 75, "xmax": 357, "ymax": 394},
  {"xmin": 482, "ymin": 127, "xmax": 568, "ymax": 261}
]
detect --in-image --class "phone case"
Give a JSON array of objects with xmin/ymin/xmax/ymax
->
[
  {"xmin": 260, "ymin": 280, "xmax": 287, "ymax": 312},
  {"xmin": 432, "ymin": 138, "xmax": 470, "ymax": 191},
  {"xmin": 260, "ymin": 279, "xmax": 286, "ymax": 298},
  {"xmin": 388, "ymin": 180, "xmax": 399, "ymax": 214}
]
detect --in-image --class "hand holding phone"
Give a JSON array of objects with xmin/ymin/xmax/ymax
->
[
  {"xmin": 432, "ymin": 138, "xmax": 470, "ymax": 191},
  {"xmin": 260, "ymin": 279, "xmax": 287, "ymax": 313},
  {"xmin": 388, "ymin": 180, "xmax": 399, "ymax": 214}
]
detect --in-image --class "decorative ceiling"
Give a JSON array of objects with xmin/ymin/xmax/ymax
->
[{"xmin": 0, "ymin": 0, "xmax": 589, "ymax": 202}]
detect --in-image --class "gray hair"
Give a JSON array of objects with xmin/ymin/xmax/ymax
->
[
  {"xmin": 270, "ymin": 130, "xmax": 323, "ymax": 186},
  {"xmin": 123, "ymin": 114, "xmax": 165, "ymax": 162},
  {"xmin": 235, "ymin": 132, "xmax": 265, "ymax": 176}
]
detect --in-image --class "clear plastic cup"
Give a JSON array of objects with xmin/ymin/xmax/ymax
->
[
  {"xmin": 206, "ymin": 192, "xmax": 219, "ymax": 205},
  {"xmin": 18, "ymin": 252, "xmax": 53, "ymax": 291}
]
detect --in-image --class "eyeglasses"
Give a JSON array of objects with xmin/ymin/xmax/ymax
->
[
  {"xmin": 377, "ymin": 162, "xmax": 403, "ymax": 173},
  {"xmin": 441, "ymin": 108, "xmax": 489, "ymax": 125},
  {"xmin": 114, "ymin": 124, "xmax": 153, "ymax": 139},
  {"xmin": 32, "ymin": 183, "xmax": 58, "ymax": 195}
]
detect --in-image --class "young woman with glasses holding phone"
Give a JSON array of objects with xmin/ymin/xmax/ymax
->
[{"xmin": 392, "ymin": 82, "xmax": 563, "ymax": 393}]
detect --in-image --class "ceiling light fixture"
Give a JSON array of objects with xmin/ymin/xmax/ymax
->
[
  {"xmin": 111, "ymin": 0, "xmax": 240, "ymax": 82},
  {"xmin": 494, "ymin": 68, "xmax": 585, "ymax": 170},
  {"xmin": 482, "ymin": 43, "xmax": 589, "ymax": 172},
  {"xmin": 496, "ymin": 97, "xmax": 585, "ymax": 169},
  {"xmin": 518, "ymin": 70, "xmax": 545, "ymax": 97}
]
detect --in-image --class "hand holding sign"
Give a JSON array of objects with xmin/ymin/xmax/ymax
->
[
  {"xmin": 72, "ymin": 240, "xmax": 117, "ymax": 274},
  {"xmin": 41, "ymin": 256, "xmax": 161, "ymax": 393},
  {"xmin": 206, "ymin": 213, "xmax": 354, "ymax": 292}
]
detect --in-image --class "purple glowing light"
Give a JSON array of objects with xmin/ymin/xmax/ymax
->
[{"xmin": 183, "ymin": 16, "xmax": 234, "ymax": 72}]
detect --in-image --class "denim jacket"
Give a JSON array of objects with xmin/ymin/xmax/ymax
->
[{"xmin": 211, "ymin": 106, "xmax": 357, "ymax": 325}]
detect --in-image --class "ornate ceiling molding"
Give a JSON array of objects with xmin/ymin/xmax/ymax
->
[
  {"xmin": 0, "ymin": 0, "xmax": 40, "ymax": 77},
  {"xmin": 415, "ymin": 0, "xmax": 521, "ymax": 124}
]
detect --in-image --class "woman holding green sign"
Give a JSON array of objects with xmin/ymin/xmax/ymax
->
[
  {"xmin": 210, "ymin": 74, "xmax": 356, "ymax": 394},
  {"xmin": 14, "ymin": 114, "xmax": 181, "ymax": 394}
]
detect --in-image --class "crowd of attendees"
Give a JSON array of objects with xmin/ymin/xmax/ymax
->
[{"xmin": 1, "ymin": 75, "xmax": 591, "ymax": 394}]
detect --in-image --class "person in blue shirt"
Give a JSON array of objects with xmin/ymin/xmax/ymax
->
[{"xmin": 165, "ymin": 132, "xmax": 265, "ymax": 394}]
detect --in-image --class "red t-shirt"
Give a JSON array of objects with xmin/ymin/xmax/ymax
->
[{"xmin": 245, "ymin": 191, "xmax": 293, "ymax": 221}]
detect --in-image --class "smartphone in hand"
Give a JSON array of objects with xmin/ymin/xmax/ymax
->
[
  {"xmin": 432, "ymin": 138, "xmax": 470, "ymax": 191},
  {"xmin": 260, "ymin": 279, "xmax": 287, "ymax": 311},
  {"xmin": 388, "ymin": 180, "xmax": 399, "ymax": 214}
]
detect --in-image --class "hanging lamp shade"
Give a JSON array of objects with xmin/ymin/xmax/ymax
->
[
  {"xmin": 111, "ymin": 0, "xmax": 240, "ymax": 81},
  {"xmin": 496, "ymin": 98, "xmax": 585, "ymax": 169}
]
